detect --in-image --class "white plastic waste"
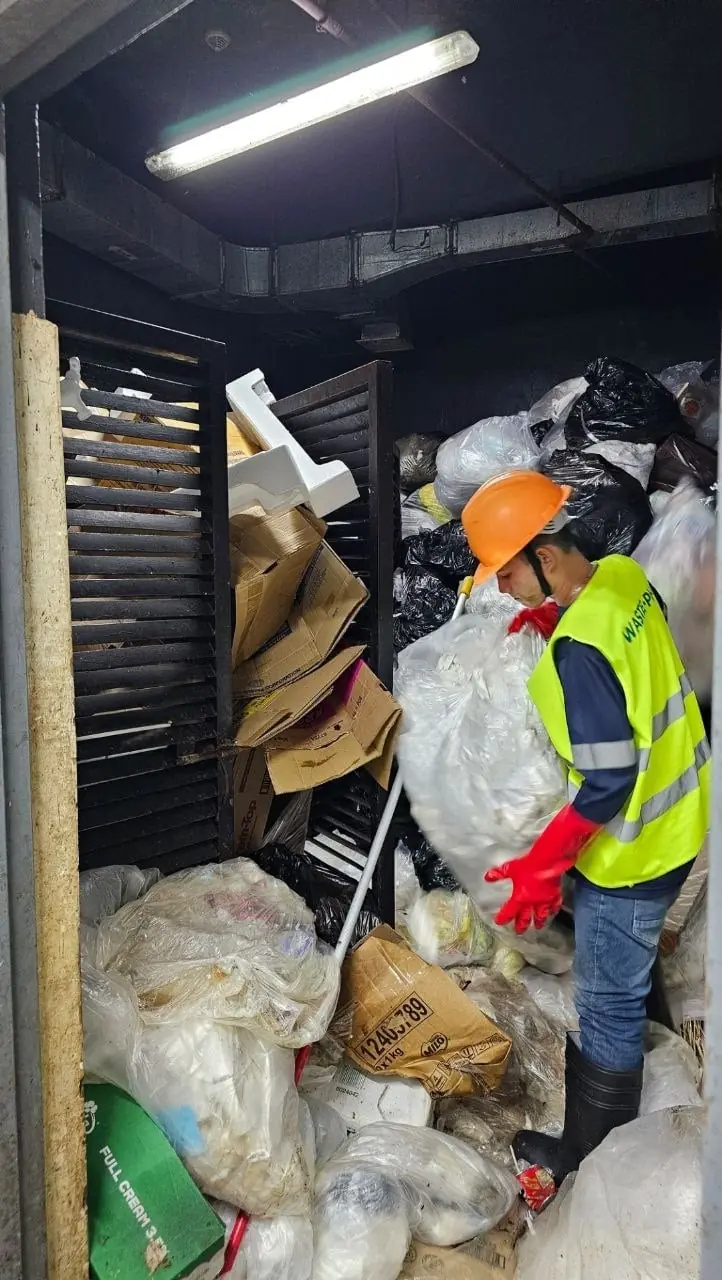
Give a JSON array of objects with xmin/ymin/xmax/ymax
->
[
  {"xmin": 80, "ymin": 864, "xmax": 161, "ymax": 929},
  {"xmin": 94, "ymin": 856, "xmax": 340, "ymax": 1048},
  {"xmin": 213, "ymin": 1202, "xmax": 314, "ymax": 1280},
  {"xmin": 517, "ymin": 1106, "xmax": 704, "ymax": 1280},
  {"xmin": 395, "ymin": 612, "xmax": 569, "ymax": 971},
  {"xmin": 394, "ymin": 840, "xmax": 423, "ymax": 921},
  {"xmin": 634, "ymin": 479, "xmax": 716, "ymax": 701},
  {"xmin": 517, "ymin": 967, "xmax": 578, "ymax": 1032},
  {"xmin": 640, "ymin": 1024, "xmax": 702, "ymax": 1115},
  {"xmin": 529, "ymin": 377, "xmax": 588, "ymax": 429},
  {"xmin": 663, "ymin": 887, "xmax": 707, "ymax": 1029},
  {"xmin": 433, "ymin": 413, "xmax": 540, "ymax": 516},
  {"xmin": 313, "ymin": 1123, "xmax": 518, "ymax": 1280},
  {"xmin": 408, "ymin": 890, "xmax": 497, "ymax": 968},
  {"xmin": 584, "ymin": 439, "xmax": 656, "ymax": 490}
]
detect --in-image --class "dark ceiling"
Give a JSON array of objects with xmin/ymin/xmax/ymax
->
[{"xmin": 44, "ymin": 0, "xmax": 722, "ymax": 248}]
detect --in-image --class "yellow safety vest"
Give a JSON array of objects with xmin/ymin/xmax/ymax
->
[{"xmin": 527, "ymin": 555, "xmax": 710, "ymax": 889}]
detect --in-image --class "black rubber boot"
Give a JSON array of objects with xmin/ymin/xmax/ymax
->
[{"xmin": 513, "ymin": 1035, "xmax": 643, "ymax": 1185}]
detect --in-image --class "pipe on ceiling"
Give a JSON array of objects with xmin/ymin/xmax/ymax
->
[{"xmin": 287, "ymin": 0, "xmax": 594, "ymax": 241}]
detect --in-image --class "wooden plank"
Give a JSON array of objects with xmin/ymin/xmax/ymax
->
[{"xmin": 13, "ymin": 313, "xmax": 87, "ymax": 1280}]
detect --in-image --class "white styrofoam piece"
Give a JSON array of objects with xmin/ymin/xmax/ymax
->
[{"xmin": 226, "ymin": 368, "xmax": 359, "ymax": 517}]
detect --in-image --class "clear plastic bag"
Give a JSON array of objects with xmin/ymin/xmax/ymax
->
[
  {"xmin": 395, "ymin": 613, "xmax": 568, "ymax": 969},
  {"xmin": 397, "ymin": 434, "xmax": 444, "ymax": 492},
  {"xmin": 80, "ymin": 865, "xmax": 161, "ymax": 928},
  {"xmin": 584, "ymin": 439, "xmax": 656, "ymax": 490},
  {"xmin": 213, "ymin": 1202, "xmax": 314, "ymax": 1280},
  {"xmin": 529, "ymin": 377, "xmax": 588, "ymax": 433},
  {"xmin": 634, "ymin": 479, "xmax": 716, "ymax": 701},
  {"xmin": 517, "ymin": 967, "xmax": 578, "ymax": 1032},
  {"xmin": 517, "ymin": 1106, "xmax": 704, "ymax": 1280},
  {"xmin": 395, "ymin": 840, "xmax": 422, "ymax": 920},
  {"xmin": 433, "ymin": 414, "xmax": 540, "ymax": 516},
  {"xmin": 640, "ymin": 1024, "xmax": 702, "ymax": 1115},
  {"xmin": 313, "ymin": 1123, "xmax": 518, "ymax": 1280},
  {"xmin": 95, "ymin": 856, "xmax": 340, "ymax": 1048},
  {"xmin": 407, "ymin": 891, "xmax": 497, "ymax": 968},
  {"xmin": 663, "ymin": 886, "xmax": 707, "ymax": 1028}
]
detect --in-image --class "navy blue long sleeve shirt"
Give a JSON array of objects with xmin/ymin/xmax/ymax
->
[{"xmin": 553, "ymin": 635, "xmax": 693, "ymax": 897}]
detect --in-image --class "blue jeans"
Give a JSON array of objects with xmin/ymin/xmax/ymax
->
[{"xmin": 573, "ymin": 876, "xmax": 680, "ymax": 1072}]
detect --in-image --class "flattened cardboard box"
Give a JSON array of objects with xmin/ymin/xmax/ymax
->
[
  {"xmin": 265, "ymin": 658, "xmax": 402, "ymax": 794},
  {"xmin": 233, "ymin": 747, "xmax": 273, "ymax": 852},
  {"xmin": 230, "ymin": 506, "xmax": 325, "ymax": 666},
  {"xmin": 400, "ymin": 1225, "xmax": 517, "ymax": 1280},
  {"xmin": 336, "ymin": 926, "xmax": 511, "ymax": 1097},
  {"xmin": 234, "ymin": 644, "xmax": 365, "ymax": 749},
  {"xmin": 233, "ymin": 540, "xmax": 369, "ymax": 696}
]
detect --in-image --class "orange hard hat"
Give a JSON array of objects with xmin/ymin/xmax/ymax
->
[{"xmin": 461, "ymin": 470, "xmax": 572, "ymax": 585}]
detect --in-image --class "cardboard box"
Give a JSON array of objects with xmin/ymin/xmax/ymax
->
[
  {"xmin": 303, "ymin": 1056, "xmax": 433, "ymax": 1134},
  {"xmin": 233, "ymin": 747, "xmax": 273, "ymax": 852},
  {"xmin": 229, "ymin": 506, "xmax": 325, "ymax": 666},
  {"xmin": 400, "ymin": 1226, "xmax": 518, "ymax": 1280},
  {"xmin": 265, "ymin": 658, "xmax": 402, "ymax": 794},
  {"xmin": 336, "ymin": 926, "xmax": 511, "ymax": 1097},
  {"xmin": 234, "ymin": 644, "xmax": 364, "ymax": 748},
  {"xmin": 233, "ymin": 540, "xmax": 368, "ymax": 696},
  {"xmin": 85, "ymin": 1082, "xmax": 224, "ymax": 1280}
]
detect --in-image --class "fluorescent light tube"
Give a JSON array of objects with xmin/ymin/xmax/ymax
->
[{"xmin": 146, "ymin": 30, "xmax": 479, "ymax": 180}]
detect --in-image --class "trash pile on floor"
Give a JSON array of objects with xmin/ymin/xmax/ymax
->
[{"xmin": 81, "ymin": 352, "xmax": 714, "ymax": 1279}]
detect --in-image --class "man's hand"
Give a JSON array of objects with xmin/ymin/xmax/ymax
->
[
  {"xmin": 507, "ymin": 601, "xmax": 560, "ymax": 639},
  {"xmin": 484, "ymin": 804, "xmax": 601, "ymax": 934}
]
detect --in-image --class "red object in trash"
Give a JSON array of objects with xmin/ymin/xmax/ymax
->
[
  {"xmin": 516, "ymin": 1164, "xmax": 557, "ymax": 1213},
  {"xmin": 220, "ymin": 1045, "xmax": 313, "ymax": 1274}
]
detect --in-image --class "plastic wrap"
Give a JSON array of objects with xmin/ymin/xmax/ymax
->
[
  {"xmin": 564, "ymin": 356, "xmax": 683, "ymax": 447},
  {"xmin": 663, "ymin": 887, "xmax": 707, "ymax": 1029},
  {"xmin": 465, "ymin": 577, "xmax": 522, "ymax": 623},
  {"xmin": 634, "ymin": 479, "xmax": 716, "ymax": 701},
  {"xmin": 395, "ymin": 840, "xmax": 422, "ymax": 919},
  {"xmin": 396, "ymin": 830, "xmax": 460, "ymax": 892},
  {"xmin": 517, "ymin": 967, "xmax": 578, "ymax": 1032},
  {"xmin": 451, "ymin": 969, "xmax": 565, "ymax": 1116},
  {"xmin": 397, "ymin": 434, "xmax": 444, "ymax": 492},
  {"xmin": 395, "ymin": 612, "xmax": 570, "ymax": 971},
  {"xmin": 517, "ymin": 1106, "xmax": 703, "ymax": 1280},
  {"xmin": 252, "ymin": 844, "xmax": 380, "ymax": 949},
  {"xmin": 80, "ymin": 865, "xmax": 161, "ymax": 927},
  {"xmin": 529, "ymin": 377, "xmax": 588, "ymax": 429},
  {"xmin": 394, "ymin": 569, "xmax": 457, "ymax": 651},
  {"xmin": 584, "ymin": 439, "xmax": 656, "ymax": 489},
  {"xmin": 313, "ymin": 1123, "xmax": 518, "ymax": 1280},
  {"xmin": 658, "ymin": 359, "xmax": 719, "ymax": 448},
  {"xmin": 402, "ymin": 520, "xmax": 477, "ymax": 585},
  {"xmin": 401, "ymin": 491, "xmax": 440, "ymax": 539},
  {"xmin": 640, "ymin": 1024, "xmax": 702, "ymax": 1115},
  {"xmin": 542, "ymin": 449, "xmax": 653, "ymax": 558},
  {"xmin": 650, "ymin": 432, "xmax": 718, "ymax": 494},
  {"xmin": 408, "ymin": 890, "xmax": 497, "ymax": 968},
  {"xmin": 82, "ymin": 963, "xmax": 312, "ymax": 1213},
  {"xmin": 306, "ymin": 1095, "xmax": 348, "ymax": 1166},
  {"xmin": 213, "ymin": 1202, "xmax": 314, "ymax": 1280},
  {"xmin": 95, "ymin": 856, "xmax": 340, "ymax": 1048},
  {"xmin": 433, "ymin": 414, "xmax": 540, "ymax": 516}
]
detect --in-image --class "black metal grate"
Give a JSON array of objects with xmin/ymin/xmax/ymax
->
[
  {"xmin": 273, "ymin": 362, "xmax": 396, "ymax": 921},
  {"xmin": 48, "ymin": 300, "xmax": 233, "ymax": 875}
]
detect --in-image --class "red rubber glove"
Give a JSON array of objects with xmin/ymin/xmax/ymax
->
[
  {"xmin": 507, "ymin": 601, "xmax": 560, "ymax": 639},
  {"xmin": 484, "ymin": 805, "xmax": 601, "ymax": 933}
]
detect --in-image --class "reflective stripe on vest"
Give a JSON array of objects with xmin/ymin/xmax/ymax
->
[{"xmin": 527, "ymin": 555, "xmax": 710, "ymax": 890}]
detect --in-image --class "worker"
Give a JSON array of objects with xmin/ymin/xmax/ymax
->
[{"xmin": 461, "ymin": 470, "xmax": 710, "ymax": 1185}]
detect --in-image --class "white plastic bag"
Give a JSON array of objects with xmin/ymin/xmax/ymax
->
[
  {"xmin": 407, "ymin": 890, "xmax": 497, "ymax": 968},
  {"xmin": 529, "ymin": 377, "xmax": 588, "ymax": 428},
  {"xmin": 640, "ymin": 1024, "xmax": 702, "ymax": 1115},
  {"xmin": 518, "ymin": 967, "xmax": 578, "ymax": 1032},
  {"xmin": 213, "ymin": 1202, "xmax": 314, "ymax": 1280},
  {"xmin": 95, "ymin": 856, "xmax": 340, "ymax": 1047},
  {"xmin": 634, "ymin": 479, "xmax": 716, "ymax": 701},
  {"xmin": 80, "ymin": 864, "xmax": 160, "ymax": 964},
  {"xmin": 395, "ymin": 613, "xmax": 568, "ymax": 970},
  {"xmin": 433, "ymin": 414, "xmax": 540, "ymax": 516},
  {"xmin": 394, "ymin": 840, "xmax": 422, "ymax": 921},
  {"xmin": 584, "ymin": 439, "xmax": 656, "ymax": 490},
  {"xmin": 663, "ymin": 887, "xmax": 707, "ymax": 1028},
  {"xmin": 517, "ymin": 1106, "xmax": 703, "ymax": 1280},
  {"xmin": 313, "ymin": 1123, "xmax": 517, "ymax": 1280}
]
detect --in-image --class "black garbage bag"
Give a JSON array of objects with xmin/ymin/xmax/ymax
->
[
  {"xmin": 650, "ymin": 433, "xmax": 718, "ymax": 495},
  {"xmin": 394, "ymin": 569, "xmax": 456, "ymax": 651},
  {"xmin": 402, "ymin": 519, "xmax": 477, "ymax": 585},
  {"xmin": 565, "ymin": 357, "xmax": 684, "ymax": 447},
  {"xmin": 397, "ymin": 433, "xmax": 444, "ymax": 492},
  {"xmin": 542, "ymin": 449, "xmax": 653, "ymax": 558},
  {"xmin": 253, "ymin": 843, "xmax": 380, "ymax": 947},
  {"xmin": 399, "ymin": 829, "xmax": 460, "ymax": 893}
]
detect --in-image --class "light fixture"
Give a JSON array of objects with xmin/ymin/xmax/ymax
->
[{"xmin": 146, "ymin": 30, "xmax": 479, "ymax": 181}]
